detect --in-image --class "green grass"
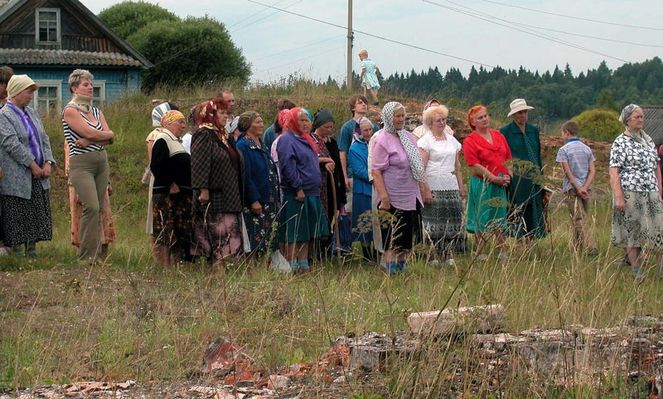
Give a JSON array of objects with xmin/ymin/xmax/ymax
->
[{"xmin": 0, "ymin": 86, "xmax": 661, "ymax": 397}]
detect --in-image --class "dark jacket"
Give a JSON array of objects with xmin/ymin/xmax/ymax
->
[
  {"xmin": 191, "ymin": 127, "xmax": 243, "ymax": 212},
  {"xmin": 236, "ymin": 135, "xmax": 276, "ymax": 206}
]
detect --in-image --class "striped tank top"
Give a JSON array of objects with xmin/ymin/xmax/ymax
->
[{"xmin": 62, "ymin": 105, "xmax": 105, "ymax": 156}]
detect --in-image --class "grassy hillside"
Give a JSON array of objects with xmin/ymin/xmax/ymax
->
[{"xmin": 0, "ymin": 86, "xmax": 660, "ymax": 397}]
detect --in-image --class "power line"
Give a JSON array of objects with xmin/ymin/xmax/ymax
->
[
  {"xmin": 227, "ymin": 0, "xmax": 286, "ymax": 28},
  {"xmin": 249, "ymin": 35, "xmax": 341, "ymax": 63},
  {"xmin": 247, "ymin": 0, "xmax": 496, "ymax": 68},
  {"xmin": 513, "ymin": 22, "xmax": 663, "ymax": 49},
  {"xmin": 231, "ymin": 0, "xmax": 303, "ymax": 34},
  {"xmin": 479, "ymin": 0, "xmax": 663, "ymax": 32},
  {"xmin": 422, "ymin": 0, "xmax": 628, "ymax": 63}
]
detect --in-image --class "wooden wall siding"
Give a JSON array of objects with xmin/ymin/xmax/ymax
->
[
  {"xmin": 13, "ymin": 67, "xmax": 142, "ymax": 105},
  {"xmin": 0, "ymin": 0, "xmax": 123, "ymax": 53}
]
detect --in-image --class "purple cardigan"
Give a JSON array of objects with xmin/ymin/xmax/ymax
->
[{"xmin": 276, "ymin": 131, "xmax": 321, "ymax": 196}]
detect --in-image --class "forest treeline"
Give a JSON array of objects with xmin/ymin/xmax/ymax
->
[{"xmin": 358, "ymin": 57, "xmax": 663, "ymax": 121}]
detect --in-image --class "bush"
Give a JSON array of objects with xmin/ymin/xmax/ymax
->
[
  {"xmin": 573, "ymin": 108, "xmax": 623, "ymax": 142},
  {"xmin": 98, "ymin": 1, "xmax": 179, "ymax": 40}
]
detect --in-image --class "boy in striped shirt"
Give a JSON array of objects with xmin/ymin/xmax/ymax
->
[{"xmin": 556, "ymin": 120, "xmax": 598, "ymax": 256}]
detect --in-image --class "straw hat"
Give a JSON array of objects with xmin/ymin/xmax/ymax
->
[
  {"xmin": 7, "ymin": 75, "xmax": 38, "ymax": 99},
  {"xmin": 507, "ymin": 98, "xmax": 534, "ymax": 117}
]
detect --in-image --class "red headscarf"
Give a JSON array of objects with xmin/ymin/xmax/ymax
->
[
  {"xmin": 195, "ymin": 97, "xmax": 229, "ymax": 132},
  {"xmin": 284, "ymin": 107, "xmax": 319, "ymax": 154},
  {"xmin": 467, "ymin": 105, "xmax": 487, "ymax": 130}
]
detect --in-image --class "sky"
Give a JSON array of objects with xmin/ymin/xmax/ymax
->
[{"xmin": 81, "ymin": 0, "xmax": 663, "ymax": 85}]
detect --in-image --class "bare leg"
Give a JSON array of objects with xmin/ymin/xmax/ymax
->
[{"xmin": 370, "ymin": 88, "xmax": 379, "ymax": 104}]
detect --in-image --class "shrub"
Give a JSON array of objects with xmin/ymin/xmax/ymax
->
[{"xmin": 573, "ymin": 108, "xmax": 623, "ymax": 142}]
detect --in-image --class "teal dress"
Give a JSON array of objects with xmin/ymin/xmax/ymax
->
[{"xmin": 500, "ymin": 122, "xmax": 547, "ymax": 239}]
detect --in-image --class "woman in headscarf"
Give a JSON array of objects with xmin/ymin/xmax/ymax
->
[
  {"xmin": 62, "ymin": 69, "xmax": 115, "ymax": 263},
  {"xmin": 371, "ymin": 101, "xmax": 427, "ymax": 275},
  {"xmin": 609, "ymin": 104, "xmax": 663, "ymax": 279},
  {"xmin": 150, "ymin": 110, "xmax": 192, "ymax": 266},
  {"xmin": 236, "ymin": 111, "xmax": 280, "ymax": 256},
  {"xmin": 144, "ymin": 101, "xmax": 178, "ymax": 234},
  {"xmin": 348, "ymin": 117, "xmax": 375, "ymax": 260},
  {"xmin": 412, "ymin": 99, "xmax": 455, "ymax": 140},
  {"xmin": 311, "ymin": 108, "xmax": 348, "ymax": 257},
  {"xmin": 462, "ymin": 105, "xmax": 512, "ymax": 261},
  {"xmin": 417, "ymin": 105, "xmax": 466, "ymax": 266},
  {"xmin": 190, "ymin": 98, "xmax": 244, "ymax": 265},
  {"xmin": 276, "ymin": 107, "xmax": 329, "ymax": 272},
  {"xmin": 0, "ymin": 75, "xmax": 55, "ymax": 256}
]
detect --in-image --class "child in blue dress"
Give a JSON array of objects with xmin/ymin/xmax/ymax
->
[{"xmin": 358, "ymin": 49, "xmax": 380, "ymax": 105}]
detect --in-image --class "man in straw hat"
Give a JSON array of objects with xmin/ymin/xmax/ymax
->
[{"xmin": 500, "ymin": 98, "xmax": 547, "ymax": 240}]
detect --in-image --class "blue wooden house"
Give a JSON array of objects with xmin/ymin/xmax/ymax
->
[{"xmin": 0, "ymin": 0, "xmax": 152, "ymax": 113}]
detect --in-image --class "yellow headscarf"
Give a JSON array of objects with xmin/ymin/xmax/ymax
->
[{"xmin": 161, "ymin": 110, "xmax": 185, "ymax": 127}]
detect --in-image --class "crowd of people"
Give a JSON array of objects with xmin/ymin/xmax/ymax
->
[{"xmin": 0, "ymin": 66, "xmax": 661, "ymax": 278}]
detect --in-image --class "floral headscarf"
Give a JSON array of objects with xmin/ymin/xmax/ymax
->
[
  {"xmin": 195, "ymin": 98, "xmax": 229, "ymax": 132},
  {"xmin": 381, "ymin": 102, "xmax": 425, "ymax": 181}
]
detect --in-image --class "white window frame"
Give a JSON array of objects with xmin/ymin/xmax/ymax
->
[
  {"xmin": 32, "ymin": 80, "xmax": 62, "ymax": 114},
  {"xmin": 35, "ymin": 8, "xmax": 61, "ymax": 45},
  {"xmin": 92, "ymin": 80, "xmax": 106, "ymax": 107}
]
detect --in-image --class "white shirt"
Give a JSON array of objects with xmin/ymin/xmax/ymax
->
[
  {"xmin": 417, "ymin": 132, "xmax": 461, "ymax": 191},
  {"xmin": 181, "ymin": 132, "xmax": 192, "ymax": 154}
]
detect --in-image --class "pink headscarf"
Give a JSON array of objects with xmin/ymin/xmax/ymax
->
[{"xmin": 284, "ymin": 107, "xmax": 319, "ymax": 154}]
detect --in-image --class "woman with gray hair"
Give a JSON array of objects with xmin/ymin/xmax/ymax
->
[
  {"xmin": 0, "ymin": 74, "xmax": 55, "ymax": 256},
  {"xmin": 609, "ymin": 104, "xmax": 663, "ymax": 279},
  {"xmin": 62, "ymin": 69, "xmax": 115, "ymax": 263}
]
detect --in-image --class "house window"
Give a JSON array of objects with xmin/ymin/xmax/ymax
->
[
  {"xmin": 92, "ymin": 81, "xmax": 106, "ymax": 107},
  {"xmin": 35, "ymin": 8, "xmax": 60, "ymax": 44},
  {"xmin": 32, "ymin": 80, "xmax": 61, "ymax": 114}
]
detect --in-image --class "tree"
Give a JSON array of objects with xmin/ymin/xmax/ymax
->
[
  {"xmin": 99, "ymin": 1, "xmax": 178, "ymax": 40},
  {"xmin": 128, "ymin": 16, "xmax": 251, "ymax": 91}
]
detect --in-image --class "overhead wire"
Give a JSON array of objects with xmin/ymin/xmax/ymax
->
[
  {"xmin": 478, "ymin": 0, "xmax": 663, "ymax": 32},
  {"xmin": 249, "ymin": 34, "xmax": 341, "ymax": 63},
  {"xmin": 422, "ymin": 0, "xmax": 629, "ymax": 63},
  {"xmin": 511, "ymin": 22, "xmax": 663, "ymax": 48},
  {"xmin": 247, "ymin": 0, "xmax": 496, "ymax": 68},
  {"xmin": 231, "ymin": 0, "xmax": 303, "ymax": 33},
  {"xmin": 227, "ymin": 0, "xmax": 287, "ymax": 28}
]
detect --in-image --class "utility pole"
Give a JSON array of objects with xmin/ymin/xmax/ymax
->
[{"xmin": 346, "ymin": 0, "xmax": 353, "ymax": 90}]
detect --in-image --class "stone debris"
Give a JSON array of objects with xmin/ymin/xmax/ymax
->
[
  {"xmin": 335, "ymin": 332, "xmax": 417, "ymax": 371},
  {"xmin": 408, "ymin": 304, "xmax": 506, "ymax": 337}
]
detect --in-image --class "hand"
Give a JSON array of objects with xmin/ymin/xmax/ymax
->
[
  {"xmin": 250, "ymin": 201, "xmax": 263, "ymax": 215},
  {"xmin": 614, "ymin": 195, "xmax": 625, "ymax": 212},
  {"xmin": 459, "ymin": 185, "xmax": 467, "ymax": 199},
  {"xmin": 345, "ymin": 178, "xmax": 352, "ymax": 190},
  {"xmin": 378, "ymin": 198, "xmax": 391, "ymax": 211},
  {"xmin": 42, "ymin": 162, "xmax": 52, "ymax": 178},
  {"xmin": 74, "ymin": 138, "xmax": 91, "ymax": 147},
  {"xmin": 29, "ymin": 162, "xmax": 43, "ymax": 178},
  {"xmin": 577, "ymin": 188, "xmax": 589, "ymax": 200},
  {"xmin": 423, "ymin": 191, "xmax": 433, "ymax": 205},
  {"xmin": 296, "ymin": 190, "xmax": 305, "ymax": 202},
  {"xmin": 107, "ymin": 184, "xmax": 113, "ymax": 196},
  {"xmin": 198, "ymin": 188, "xmax": 209, "ymax": 204},
  {"xmin": 324, "ymin": 162, "xmax": 335, "ymax": 175},
  {"xmin": 169, "ymin": 183, "xmax": 180, "ymax": 194}
]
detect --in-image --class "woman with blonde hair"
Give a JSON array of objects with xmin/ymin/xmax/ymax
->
[
  {"xmin": 417, "ymin": 105, "xmax": 466, "ymax": 266},
  {"xmin": 62, "ymin": 69, "xmax": 115, "ymax": 263}
]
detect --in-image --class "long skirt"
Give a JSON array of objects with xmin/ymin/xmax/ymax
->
[
  {"xmin": 466, "ymin": 176, "xmax": 508, "ymax": 234},
  {"xmin": 612, "ymin": 191, "xmax": 663, "ymax": 248},
  {"xmin": 352, "ymin": 192, "xmax": 373, "ymax": 243},
  {"xmin": 69, "ymin": 184, "xmax": 115, "ymax": 246},
  {"xmin": 278, "ymin": 194, "xmax": 329, "ymax": 244},
  {"xmin": 153, "ymin": 191, "xmax": 193, "ymax": 260},
  {"xmin": 507, "ymin": 182, "xmax": 547, "ymax": 239},
  {"xmin": 242, "ymin": 201, "xmax": 278, "ymax": 254},
  {"xmin": 422, "ymin": 190, "xmax": 467, "ymax": 253},
  {"xmin": 0, "ymin": 180, "xmax": 52, "ymax": 247}
]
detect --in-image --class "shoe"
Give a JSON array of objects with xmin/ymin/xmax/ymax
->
[
  {"xmin": 384, "ymin": 261, "xmax": 398, "ymax": 276},
  {"xmin": 12, "ymin": 244, "xmax": 25, "ymax": 257},
  {"xmin": 476, "ymin": 254, "xmax": 488, "ymax": 262},
  {"xmin": 397, "ymin": 260, "xmax": 407, "ymax": 273},
  {"xmin": 0, "ymin": 247, "xmax": 9, "ymax": 257},
  {"xmin": 298, "ymin": 259, "xmax": 310, "ymax": 272},
  {"xmin": 446, "ymin": 258, "xmax": 456, "ymax": 267},
  {"xmin": 429, "ymin": 259, "xmax": 441, "ymax": 267}
]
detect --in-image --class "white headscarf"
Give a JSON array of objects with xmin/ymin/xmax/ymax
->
[
  {"xmin": 381, "ymin": 102, "xmax": 425, "ymax": 182},
  {"xmin": 151, "ymin": 102, "xmax": 171, "ymax": 127}
]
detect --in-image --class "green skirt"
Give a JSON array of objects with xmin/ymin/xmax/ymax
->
[
  {"xmin": 466, "ymin": 176, "xmax": 508, "ymax": 234},
  {"xmin": 278, "ymin": 193, "xmax": 330, "ymax": 243}
]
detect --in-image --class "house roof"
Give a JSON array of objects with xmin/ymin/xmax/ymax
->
[
  {"xmin": 0, "ymin": 0, "xmax": 153, "ymax": 69},
  {"xmin": 0, "ymin": 48, "xmax": 144, "ymax": 67},
  {"xmin": 643, "ymin": 106, "xmax": 663, "ymax": 146}
]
